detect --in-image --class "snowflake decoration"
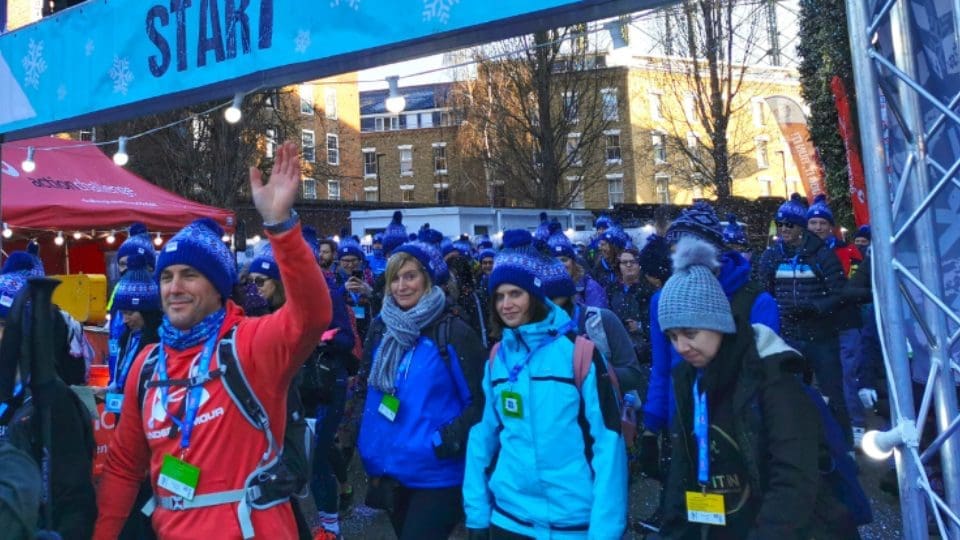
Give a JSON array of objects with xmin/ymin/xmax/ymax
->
[
  {"xmin": 294, "ymin": 30, "xmax": 311, "ymax": 53},
  {"xmin": 423, "ymin": 0, "xmax": 458, "ymax": 24},
  {"xmin": 85, "ymin": 39, "xmax": 95, "ymax": 57},
  {"xmin": 21, "ymin": 39, "xmax": 48, "ymax": 89},
  {"xmin": 109, "ymin": 55, "xmax": 134, "ymax": 95},
  {"xmin": 330, "ymin": 0, "xmax": 360, "ymax": 9},
  {"xmin": 57, "ymin": 84, "xmax": 67, "ymax": 101}
]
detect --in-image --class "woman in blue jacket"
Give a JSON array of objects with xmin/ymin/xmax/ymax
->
[
  {"xmin": 358, "ymin": 241, "xmax": 485, "ymax": 539},
  {"xmin": 463, "ymin": 247, "xmax": 627, "ymax": 539}
]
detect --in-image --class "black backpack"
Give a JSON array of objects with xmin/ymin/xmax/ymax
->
[{"xmin": 136, "ymin": 327, "xmax": 310, "ymax": 511}]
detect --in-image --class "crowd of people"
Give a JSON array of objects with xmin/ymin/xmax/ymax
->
[{"xmin": 0, "ymin": 142, "xmax": 887, "ymax": 540}]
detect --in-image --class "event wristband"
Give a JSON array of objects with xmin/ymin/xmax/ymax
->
[{"xmin": 263, "ymin": 209, "xmax": 299, "ymax": 234}]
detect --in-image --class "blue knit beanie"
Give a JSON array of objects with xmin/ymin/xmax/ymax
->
[
  {"xmin": 440, "ymin": 237, "xmax": 456, "ymax": 258},
  {"xmin": 113, "ymin": 254, "xmax": 161, "ymax": 312},
  {"xmin": 500, "ymin": 229, "xmax": 539, "ymax": 256},
  {"xmin": 477, "ymin": 235, "xmax": 493, "ymax": 250},
  {"xmin": 805, "ymin": 194, "xmax": 835, "ymax": 225},
  {"xmin": 533, "ymin": 213, "xmax": 553, "ymax": 250},
  {"xmin": 854, "ymin": 225, "xmax": 871, "ymax": 241},
  {"xmin": 337, "ymin": 229, "xmax": 365, "ymax": 261},
  {"xmin": 594, "ymin": 214, "xmax": 614, "ymax": 230},
  {"xmin": 723, "ymin": 213, "xmax": 748, "ymax": 247},
  {"xmin": 638, "ymin": 234, "xmax": 672, "ymax": 282},
  {"xmin": 117, "ymin": 222, "xmax": 156, "ymax": 270},
  {"xmin": 776, "ymin": 193, "xmax": 809, "ymax": 227},
  {"xmin": 248, "ymin": 248, "xmax": 281, "ymax": 281},
  {"xmin": 382, "ymin": 211, "xmax": 408, "ymax": 255},
  {"xmin": 1, "ymin": 250, "xmax": 44, "ymax": 278},
  {"xmin": 665, "ymin": 201, "xmax": 725, "ymax": 248},
  {"xmin": 601, "ymin": 227, "xmax": 631, "ymax": 250},
  {"xmin": 418, "ymin": 223, "xmax": 443, "ymax": 247},
  {"xmin": 547, "ymin": 223, "xmax": 576, "ymax": 259},
  {"xmin": 0, "ymin": 272, "xmax": 28, "ymax": 319},
  {"xmin": 452, "ymin": 234, "xmax": 474, "ymax": 260},
  {"xmin": 479, "ymin": 248, "xmax": 496, "ymax": 262},
  {"xmin": 542, "ymin": 257, "xmax": 576, "ymax": 299},
  {"xmin": 393, "ymin": 241, "xmax": 449, "ymax": 286},
  {"xmin": 155, "ymin": 218, "xmax": 236, "ymax": 302},
  {"xmin": 658, "ymin": 237, "xmax": 734, "ymax": 333},
  {"xmin": 488, "ymin": 251, "xmax": 547, "ymax": 302}
]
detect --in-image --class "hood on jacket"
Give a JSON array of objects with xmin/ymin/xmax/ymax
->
[
  {"xmin": 500, "ymin": 300, "xmax": 573, "ymax": 354},
  {"xmin": 717, "ymin": 250, "xmax": 752, "ymax": 297}
]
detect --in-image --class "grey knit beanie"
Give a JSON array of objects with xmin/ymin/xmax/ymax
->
[{"xmin": 658, "ymin": 237, "xmax": 735, "ymax": 333}]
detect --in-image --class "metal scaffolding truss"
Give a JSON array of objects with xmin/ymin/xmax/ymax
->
[{"xmin": 846, "ymin": 1, "xmax": 960, "ymax": 538}]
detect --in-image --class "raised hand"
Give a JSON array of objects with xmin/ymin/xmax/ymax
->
[{"xmin": 250, "ymin": 141, "xmax": 301, "ymax": 224}]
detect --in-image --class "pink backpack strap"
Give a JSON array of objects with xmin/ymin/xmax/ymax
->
[
  {"xmin": 572, "ymin": 336, "xmax": 595, "ymax": 390},
  {"xmin": 488, "ymin": 342, "xmax": 501, "ymax": 370}
]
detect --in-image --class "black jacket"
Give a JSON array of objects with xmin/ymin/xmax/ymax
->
[
  {"xmin": 606, "ymin": 280, "xmax": 656, "ymax": 364},
  {"xmin": 661, "ymin": 320, "xmax": 838, "ymax": 539},
  {"xmin": 757, "ymin": 232, "xmax": 846, "ymax": 340}
]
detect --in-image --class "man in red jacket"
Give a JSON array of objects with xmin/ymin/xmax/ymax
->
[{"xmin": 94, "ymin": 141, "xmax": 332, "ymax": 540}]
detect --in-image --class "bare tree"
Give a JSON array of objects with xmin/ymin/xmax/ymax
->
[
  {"xmin": 450, "ymin": 27, "xmax": 620, "ymax": 209},
  {"xmin": 97, "ymin": 89, "xmax": 341, "ymax": 210},
  {"xmin": 651, "ymin": 0, "xmax": 771, "ymax": 200}
]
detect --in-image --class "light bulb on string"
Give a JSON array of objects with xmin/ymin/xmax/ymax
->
[
  {"xmin": 221, "ymin": 233, "xmax": 231, "ymax": 243},
  {"xmin": 224, "ymin": 93, "xmax": 243, "ymax": 123},
  {"xmin": 251, "ymin": 234, "xmax": 262, "ymax": 244},
  {"xmin": 22, "ymin": 146, "xmax": 36, "ymax": 173},
  {"xmin": 73, "ymin": 231, "xmax": 83, "ymax": 240},
  {"xmin": 113, "ymin": 136, "xmax": 129, "ymax": 166},
  {"xmin": 154, "ymin": 232, "xmax": 163, "ymax": 247},
  {"xmin": 385, "ymin": 76, "xmax": 406, "ymax": 114},
  {"xmin": 2, "ymin": 224, "xmax": 12, "ymax": 239},
  {"xmin": 106, "ymin": 230, "xmax": 116, "ymax": 244},
  {"xmin": 54, "ymin": 231, "xmax": 65, "ymax": 246}
]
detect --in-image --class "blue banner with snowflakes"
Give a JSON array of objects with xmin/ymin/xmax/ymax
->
[{"xmin": 0, "ymin": 0, "xmax": 650, "ymax": 139}]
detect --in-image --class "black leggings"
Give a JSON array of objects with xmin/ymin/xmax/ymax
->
[{"xmin": 388, "ymin": 484, "xmax": 463, "ymax": 540}]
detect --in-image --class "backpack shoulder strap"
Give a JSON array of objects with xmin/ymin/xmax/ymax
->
[
  {"xmin": 429, "ymin": 312, "xmax": 454, "ymax": 368},
  {"xmin": 572, "ymin": 335, "xmax": 595, "ymax": 390},
  {"xmin": 216, "ymin": 326, "xmax": 272, "ymax": 435},
  {"xmin": 729, "ymin": 281, "xmax": 764, "ymax": 324},
  {"xmin": 137, "ymin": 343, "xmax": 162, "ymax": 411}
]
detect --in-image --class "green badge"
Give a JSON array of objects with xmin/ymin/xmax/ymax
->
[
  {"xmin": 158, "ymin": 454, "xmax": 200, "ymax": 500},
  {"xmin": 379, "ymin": 394, "xmax": 400, "ymax": 421},
  {"xmin": 501, "ymin": 391, "xmax": 524, "ymax": 419}
]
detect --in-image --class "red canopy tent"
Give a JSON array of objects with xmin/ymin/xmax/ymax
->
[{"xmin": 0, "ymin": 136, "xmax": 234, "ymax": 232}]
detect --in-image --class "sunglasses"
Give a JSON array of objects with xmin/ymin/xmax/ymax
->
[
  {"xmin": 252, "ymin": 276, "xmax": 270, "ymax": 288},
  {"xmin": 775, "ymin": 221, "xmax": 798, "ymax": 229}
]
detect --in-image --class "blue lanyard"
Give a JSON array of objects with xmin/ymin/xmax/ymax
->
[
  {"xmin": 0, "ymin": 383, "xmax": 22, "ymax": 417},
  {"xmin": 693, "ymin": 374, "xmax": 709, "ymax": 486},
  {"xmin": 498, "ymin": 323, "xmax": 575, "ymax": 383},
  {"xmin": 114, "ymin": 331, "xmax": 142, "ymax": 390},
  {"xmin": 155, "ymin": 332, "xmax": 220, "ymax": 452}
]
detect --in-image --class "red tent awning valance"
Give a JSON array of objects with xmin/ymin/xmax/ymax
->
[{"xmin": 1, "ymin": 136, "xmax": 234, "ymax": 232}]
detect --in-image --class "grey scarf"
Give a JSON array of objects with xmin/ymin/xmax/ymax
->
[{"xmin": 369, "ymin": 285, "xmax": 447, "ymax": 394}]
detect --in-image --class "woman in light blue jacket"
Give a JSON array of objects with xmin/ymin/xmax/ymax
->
[{"xmin": 463, "ymin": 246, "xmax": 627, "ymax": 540}]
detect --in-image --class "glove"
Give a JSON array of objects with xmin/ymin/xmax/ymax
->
[
  {"xmin": 639, "ymin": 431, "xmax": 660, "ymax": 479},
  {"xmin": 467, "ymin": 528, "xmax": 490, "ymax": 540},
  {"xmin": 859, "ymin": 388, "xmax": 878, "ymax": 409}
]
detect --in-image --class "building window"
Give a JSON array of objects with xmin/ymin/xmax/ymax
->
[
  {"xmin": 655, "ymin": 174, "xmax": 671, "ymax": 204},
  {"xmin": 652, "ymin": 132, "xmax": 666, "ymax": 164},
  {"xmin": 399, "ymin": 146, "xmax": 413, "ymax": 176},
  {"xmin": 420, "ymin": 113, "xmax": 434, "ymax": 128},
  {"xmin": 567, "ymin": 133, "xmax": 582, "ymax": 166},
  {"xmin": 758, "ymin": 175, "xmax": 772, "ymax": 197},
  {"xmin": 78, "ymin": 128, "xmax": 96, "ymax": 142},
  {"xmin": 605, "ymin": 132, "xmax": 621, "ymax": 163},
  {"xmin": 327, "ymin": 179, "xmax": 340, "ymax": 201},
  {"xmin": 752, "ymin": 99, "xmax": 766, "ymax": 128},
  {"xmin": 301, "ymin": 129, "xmax": 315, "ymax": 162},
  {"xmin": 692, "ymin": 185, "xmax": 704, "ymax": 199},
  {"xmin": 324, "ymin": 87, "xmax": 337, "ymax": 119},
  {"xmin": 567, "ymin": 176, "xmax": 585, "ymax": 209},
  {"xmin": 649, "ymin": 91, "xmax": 663, "ymax": 121},
  {"xmin": 299, "ymin": 84, "xmax": 314, "ymax": 115},
  {"xmin": 326, "ymin": 134, "xmax": 339, "ymax": 166},
  {"xmin": 563, "ymin": 91, "xmax": 579, "ymax": 123},
  {"xmin": 687, "ymin": 132, "xmax": 700, "ymax": 166},
  {"xmin": 365, "ymin": 189, "xmax": 378, "ymax": 202},
  {"xmin": 491, "ymin": 183, "xmax": 507, "ymax": 207},
  {"xmin": 601, "ymin": 88, "xmax": 619, "ymax": 121},
  {"xmin": 786, "ymin": 176, "xmax": 800, "ymax": 194},
  {"xmin": 436, "ymin": 187, "xmax": 450, "ymax": 205},
  {"xmin": 433, "ymin": 143, "xmax": 447, "ymax": 174},
  {"xmin": 390, "ymin": 116, "xmax": 400, "ymax": 130},
  {"xmin": 375, "ymin": 117, "xmax": 385, "ymax": 131},
  {"xmin": 405, "ymin": 113, "xmax": 419, "ymax": 129},
  {"xmin": 401, "ymin": 187, "xmax": 415, "ymax": 203},
  {"xmin": 302, "ymin": 178, "xmax": 317, "ymax": 200},
  {"xmin": 265, "ymin": 128, "xmax": 277, "ymax": 158},
  {"xmin": 684, "ymin": 93, "xmax": 697, "ymax": 123},
  {"xmin": 363, "ymin": 149, "xmax": 377, "ymax": 178},
  {"xmin": 264, "ymin": 89, "xmax": 279, "ymax": 110},
  {"xmin": 607, "ymin": 174, "xmax": 624, "ymax": 207},
  {"xmin": 756, "ymin": 138, "xmax": 769, "ymax": 169}
]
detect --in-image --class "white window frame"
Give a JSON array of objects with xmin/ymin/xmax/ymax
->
[
  {"xmin": 398, "ymin": 145, "xmax": 414, "ymax": 177},
  {"xmin": 563, "ymin": 91, "xmax": 579, "ymax": 123},
  {"xmin": 434, "ymin": 183, "xmax": 451, "ymax": 205},
  {"xmin": 432, "ymin": 142, "xmax": 448, "ymax": 175},
  {"xmin": 400, "ymin": 185, "xmax": 415, "ymax": 203},
  {"xmin": 405, "ymin": 113, "xmax": 419, "ymax": 129},
  {"xmin": 752, "ymin": 98, "xmax": 766, "ymax": 128},
  {"xmin": 567, "ymin": 133, "xmax": 582, "ymax": 166},
  {"xmin": 327, "ymin": 179, "xmax": 340, "ymax": 201},
  {"xmin": 364, "ymin": 189, "xmax": 379, "ymax": 202},
  {"xmin": 324, "ymin": 87, "xmax": 338, "ymax": 119},
  {"xmin": 302, "ymin": 178, "xmax": 317, "ymax": 200},
  {"xmin": 265, "ymin": 128, "xmax": 277, "ymax": 158},
  {"xmin": 649, "ymin": 91, "xmax": 663, "ymax": 121},
  {"xmin": 301, "ymin": 129, "xmax": 315, "ymax": 163},
  {"xmin": 600, "ymin": 88, "xmax": 619, "ymax": 121},
  {"xmin": 389, "ymin": 116, "xmax": 400, "ymax": 130},
  {"xmin": 299, "ymin": 84, "xmax": 314, "ymax": 115},
  {"xmin": 566, "ymin": 175, "xmax": 585, "ymax": 209},
  {"xmin": 684, "ymin": 93, "xmax": 697, "ymax": 123},
  {"xmin": 687, "ymin": 132, "xmax": 700, "ymax": 166},
  {"xmin": 605, "ymin": 130, "xmax": 622, "ymax": 164},
  {"xmin": 786, "ymin": 176, "xmax": 800, "ymax": 195},
  {"xmin": 420, "ymin": 112, "xmax": 434, "ymax": 128},
  {"xmin": 79, "ymin": 128, "xmax": 96, "ymax": 142},
  {"xmin": 755, "ymin": 137, "xmax": 769, "ymax": 169},
  {"xmin": 652, "ymin": 131, "xmax": 667, "ymax": 164},
  {"xmin": 655, "ymin": 173, "xmax": 671, "ymax": 204},
  {"xmin": 375, "ymin": 117, "xmax": 385, "ymax": 131},
  {"xmin": 363, "ymin": 148, "xmax": 377, "ymax": 178},
  {"xmin": 758, "ymin": 175, "xmax": 772, "ymax": 197},
  {"xmin": 606, "ymin": 173, "xmax": 624, "ymax": 207},
  {"xmin": 326, "ymin": 134, "xmax": 339, "ymax": 166}
]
